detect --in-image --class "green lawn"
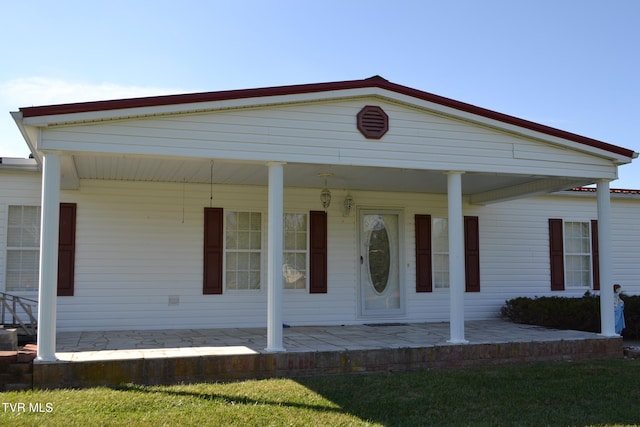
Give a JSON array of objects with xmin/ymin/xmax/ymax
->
[{"xmin": 2, "ymin": 359, "xmax": 640, "ymax": 426}]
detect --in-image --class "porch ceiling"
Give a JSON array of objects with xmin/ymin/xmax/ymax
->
[{"xmin": 66, "ymin": 154, "xmax": 591, "ymax": 204}]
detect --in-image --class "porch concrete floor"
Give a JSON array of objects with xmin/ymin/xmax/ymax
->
[{"xmin": 54, "ymin": 319, "xmax": 608, "ymax": 362}]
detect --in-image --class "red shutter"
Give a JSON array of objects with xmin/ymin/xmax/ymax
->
[
  {"xmin": 464, "ymin": 216, "xmax": 480, "ymax": 292},
  {"xmin": 591, "ymin": 219, "xmax": 600, "ymax": 291},
  {"xmin": 57, "ymin": 203, "xmax": 76, "ymax": 296},
  {"xmin": 415, "ymin": 214, "xmax": 432, "ymax": 292},
  {"xmin": 549, "ymin": 218, "xmax": 565, "ymax": 291},
  {"xmin": 309, "ymin": 210, "xmax": 327, "ymax": 293},
  {"xmin": 203, "ymin": 208, "xmax": 224, "ymax": 294}
]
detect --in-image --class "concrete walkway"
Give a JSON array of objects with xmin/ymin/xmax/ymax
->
[{"xmin": 54, "ymin": 319, "xmax": 606, "ymax": 362}]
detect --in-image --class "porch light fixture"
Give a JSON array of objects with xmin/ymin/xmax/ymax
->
[
  {"xmin": 318, "ymin": 173, "xmax": 332, "ymax": 210},
  {"xmin": 343, "ymin": 193, "xmax": 354, "ymax": 216}
]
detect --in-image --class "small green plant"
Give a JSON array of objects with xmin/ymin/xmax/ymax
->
[{"xmin": 501, "ymin": 292, "xmax": 640, "ymax": 339}]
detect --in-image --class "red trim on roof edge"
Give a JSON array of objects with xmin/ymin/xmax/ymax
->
[
  {"xmin": 570, "ymin": 187, "xmax": 640, "ymax": 195},
  {"xmin": 19, "ymin": 75, "xmax": 635, "ymax": 158}
]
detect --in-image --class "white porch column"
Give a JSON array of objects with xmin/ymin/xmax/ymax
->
[
  {"xmin": 36, "ymin": 152, "xmax": 61, "ymax": 361},
  {"xmin": 447, "ymin": 171, "xmax": 468, "ymax": 344},
  {"xmin": 597, "ymin": 179, "xmax": 616, "ymax": 336},
  {"xmin": 265, "ymin": 162, "xmax": 286, "ymax": 352}
]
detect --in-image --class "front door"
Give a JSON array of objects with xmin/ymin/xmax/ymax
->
[{"xmin": 359, "ymin": 210, "xmax": 403, "ymax": 316}]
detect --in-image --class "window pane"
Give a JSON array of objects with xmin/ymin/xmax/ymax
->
[
  {"xmin": 6, "ymin": 206, "xmax": 41, "ymax": 292},
  {"xmin": 238, "ymin": 212, "xmax": 250, "ymax": 230},
  {"xmin": 237, "ymin": 271, "xmax": 249, "ymax": 289},
  {"xmin": 432, "ymin": 218, "xmax": 449, "ymax": 288},
  {"xmin": 249, "ymin": 272, "xmax": 261, "ymax": 289},
  {"xmin": 226, "ymin": 271, "xmax": 238, "ymax": 290},
  {"xmin": 250, "ymin": 213, "xmax": 261, "ymax": 231},
  {"xmin": 283, "ymin": 213, "xmax": 308, "ymax": 289},
  {"xmin": 225, "ymin": 229, "xmax": 237, "ymax": 249},
  {"xmin": 226, "ymin": 212, "xmax": 238, "ymax": 230},
  {"xmin": 565, "ymin": 255, "xmax": 590, "ymax": 287},
  {"xmin": 8, "ymin": 206, "xmax": 41, "ymax": 247},
  {"xmin": 295, "ymin": 232, "xmax": 306, "ymax": 250},
  {"xmin": 432, "ymin": 218, "xmax": 448, "ymax": 252},
  {"xmin": 433, "ymin": 254, "xmax": 449, "ymax": 289},
  {"xmin": 237, "ymin": 252, "xmax": 249, "ymax": 269},
  {"xmin": 250, "ymin": 232, "xmax": 261, "ymax": 250},
  {"xmin": 6, "ymin": 250, "xmax": 39, "ymax": 291},
  {"xmin": 564, "ymin": 221, "xmax": 591, "ymax": 288},
  {"xmin": 250, "ymin": 252, "xmax": 261, "ymax": 270},
  {"xmin": 284, "ymin": 231, "xmax": 295, "ymax": 250},
  {"xmin": 225, "ymin": 211, "xmax": 262, "ymax": 290}
]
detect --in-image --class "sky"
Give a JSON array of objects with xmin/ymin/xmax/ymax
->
[{"xmin": 1, "ymin": 0, "xmax": 638, "ymax": 188}]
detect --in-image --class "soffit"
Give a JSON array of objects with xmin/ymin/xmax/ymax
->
[{"xmin": 69, "ymin": 154, "xmax": 588, "ymax": 198}]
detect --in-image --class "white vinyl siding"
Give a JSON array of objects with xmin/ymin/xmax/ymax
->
[
  {"xmin": 225, "ymin": 211, "xmax": 262, "ymax": 290},
  {"xmin": 6, "ymin": 206, "xmax": 40, "ymax": 292},
  {"xmin": 1, "ymin": 174, "xmax": 637, "ymax": 332},
  {"xmin": 564, "ymin": 221, "xmax": 592, "ymax": 288},
  {"xmin": 283, "ymin": 213, "xmax": 307, "ymax": 290}
]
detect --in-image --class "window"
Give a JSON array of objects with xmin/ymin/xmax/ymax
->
[
  {"xmin": 283, "ymin": 213, "xmax": 308, "ymax": 289},
  {"xmin": 6, "ymin": 206, "xmax": 41, "ymax": 292},
  {"xmin": 432, "ymin": 218, "xmax": 449, "ymax": 289},
  {"xmin": 415, "ymin": 214, "xmax": 480, "ymax": 293},
  {"xmin": 564, "ymin": 221, "xmax": 592, "ymax": 288},
  {"xmin": 549, "ymin": 218, "xmax": 598, "ymax": 291},
  {"xmin": 225, "ymin": 212, "xmax": 262, "ymax": 290}
]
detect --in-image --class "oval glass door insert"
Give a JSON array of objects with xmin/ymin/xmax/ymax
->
[{"xmin": 368, "ymin": 219, "xmax": 390, "ymax": 294}]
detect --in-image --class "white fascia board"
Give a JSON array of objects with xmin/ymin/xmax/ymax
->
[
  {"xmin": 374, "ymin": 89, "xmax": 635, "ymax": 165},
  {"xmin": 11, "ymin": 111, "xmax": 42, "ymax": 167}
]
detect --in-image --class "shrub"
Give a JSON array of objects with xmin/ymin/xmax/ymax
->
[{"xmin": 501, "ymin": 292, "xmax": 640, "ymax": 339}]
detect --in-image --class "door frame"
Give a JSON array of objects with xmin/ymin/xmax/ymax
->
[{"xmin": 357, "ymin": 207, "xmax": 406, "ymax": 318}]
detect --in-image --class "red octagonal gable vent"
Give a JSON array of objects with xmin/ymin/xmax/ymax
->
[{"xmin": 357, "ymin": 105, "xmax": 389, "ymax": 139}]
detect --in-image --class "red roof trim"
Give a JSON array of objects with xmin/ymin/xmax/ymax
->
[
  {"xmin": 19, "ymin": 75, "xmax": 635, "ymax": 158},
  {"xmin": 570, "ymin": 187, "xmax": 640, "ymax": 195}
]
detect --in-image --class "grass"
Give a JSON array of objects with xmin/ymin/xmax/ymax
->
[{"xmin": 2, "ymin": 359, "xmax": 640, "ymax": 426}]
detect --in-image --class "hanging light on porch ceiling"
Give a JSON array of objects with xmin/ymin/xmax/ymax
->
[{"xmin": 318, "ymin": 173, "xmax": 333, "ymax": 210}]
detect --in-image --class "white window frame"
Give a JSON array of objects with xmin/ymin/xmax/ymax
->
[
  {"xmin": 563, "ymin": 220, "xmax": 592, "ymax": 288},
  {"xmin": 224, "ymin": 210, "xmax": 264, "ymax": 291},
  {"xmin": 283, "ymin": 212, "xmax": 308, "ymax": 290},
  {"xmin": 5, "ymin": 205, "xmax": 41, "ymax": 293}
]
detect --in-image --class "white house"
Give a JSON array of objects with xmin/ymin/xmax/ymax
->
[{"xmin": 2, "ymin": 76, "xmax": 638, "ymax": 361}]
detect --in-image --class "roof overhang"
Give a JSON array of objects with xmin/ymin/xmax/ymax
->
[{"xmin": 11, "ymin": 76, "xmax": 638, "ymax": 204}]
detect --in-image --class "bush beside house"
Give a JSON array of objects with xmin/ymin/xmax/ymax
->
[{"xmin": 501, "ymin": 292, "xmax": 640, "ymax": 339}]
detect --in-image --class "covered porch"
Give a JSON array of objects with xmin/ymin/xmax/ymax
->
[
  {"xmin": 31, "ymin": 319, "xmax": 622, "ymax": 389},
  {"xmin": 11, "ymin": 77, "xmax": 636, "ymax": 363}
]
